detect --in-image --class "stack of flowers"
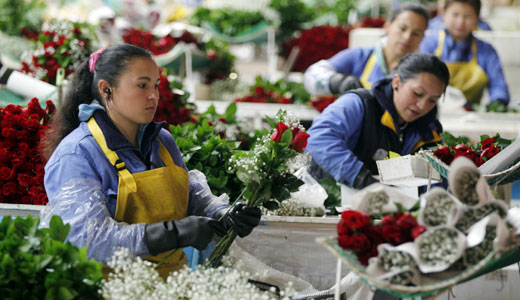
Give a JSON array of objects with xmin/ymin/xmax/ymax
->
[
  {"xmin": 335, "ymin": 158, "xmax": 515, "ymax": 288},
  {"xmin": 357, "ymin": 16, "xmax": 386, "ymax": 28},
  {"xmin": 122, "ymin": 28, "xmax": 198, "ymax": 55},
  {"xmin": 0, "ymin": 98, "xmax": 55, "ymax": 205},
  {"xmin": 153, "ymin": 74, "xmax": 194, "ymax": 126},
  {"xmin": 281, "ymin": 25, "xmax": 351, "ymax": 72},
  {"xmin": 432, "ymin": 133, "xmax": 511, "ymax": 167},
  {"xmin": 19, "ymin": 20, "xmax": 94, "ymax": 85}
]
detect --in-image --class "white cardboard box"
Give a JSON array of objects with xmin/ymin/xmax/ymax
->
[{"xmin": 376, "ymin": 155, "xmax": 441, "ymax": 186}]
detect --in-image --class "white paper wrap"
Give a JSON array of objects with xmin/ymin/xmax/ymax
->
[
  {"xmin": 449, "ymin": 156, "xmax": 495, "ymax": 206},
  {"xmin": 352, "ymin": 183, "xmax": 418, "ymax": 215},
  {"xmin": 418, "ymin": 187, "xmax": 464, "ymax": 228},
  {"xmin": 414, "ymin": 226, "xmax": 467, "ymax": 273}
]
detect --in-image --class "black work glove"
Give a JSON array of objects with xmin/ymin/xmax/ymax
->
[
  {"xmin": 0, "ymin": 60, "xmax": 14, "ymax": 85},
  {"xmin": 352, "ymin": 166, "xmax": 378, "ymax": 190},
  {"xmin": 329, "ymin": 73, "xmax": 363, "ymax": 95},
  {"xmin": 215, "ymin": 203, "xmax": 261, "ymax": 238},
  {"xmin": 144, "ymin": 216, "xmax": 226, "ymax": 255}
]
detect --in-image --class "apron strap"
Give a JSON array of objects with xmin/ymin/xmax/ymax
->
[
  {"xmin": 360, "ymin": 53, "xmax": 376, "ymax": 88},
  {"xmin": 87, "ymin": 118, "xmax": 137, "ymax": 193},
  {"xmin": 434, "ymin": 30, "xmax": 446, "ymax": 57}
]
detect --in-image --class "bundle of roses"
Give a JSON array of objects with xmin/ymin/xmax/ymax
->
[
  {"xmin": 357, "ymin": 16, "xmax": 386, "ymax": 28},
  {"xmin": 204, "ymin": 111, "xmax": 309, "ymax": 267},
  {"xmin": 19, "ymin": 20, "xmax": 94, "ymax": 85},
  {"xmin": 337, "ymin": 210, "xmax": 426, "ymax": 266},
  {"xmin": 433, "ymin": 132, "xmax": 512, "ymax": 167},
  {"xmin": 234, "ymin": 75, "xmax": 310, "ymax": 105},
  {"xmin": 0, "ymin": 98, "xmax": 55, "ymax": 204},
  {"xmin": 281, "ymin": 25, "xmax": 351, "ymax": 72},
  {"xmin": 122, "ymin": 28, "xmax": 198, "ymax": 55},
  {"xmin": 153, "ymin": 74, "xmax": 195, "ymax": 126}
]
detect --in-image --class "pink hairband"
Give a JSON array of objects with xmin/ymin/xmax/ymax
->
[{"xmin": 89, "ymin": 47, "xmax": 106, "ymax": 73}]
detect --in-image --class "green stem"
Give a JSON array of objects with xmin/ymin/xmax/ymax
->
[{"xmin": 204, "ymin": 228, "xmax": 238, "ymax": 268}]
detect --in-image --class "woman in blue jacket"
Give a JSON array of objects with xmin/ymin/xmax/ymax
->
[
  {"xmin": 307, "ymin": 53, "xmax": 449, "ymax": 189},
  {"xmin": 41, "ymin": 44, "xmax": 260, "ymax": 278},
  {"xmin": 304, "ymin": 3, "xmax": 429, "ymax": 96},
  {"xmin": 420, "ymin": 0, "xmax": 509, "ymax": 107}
]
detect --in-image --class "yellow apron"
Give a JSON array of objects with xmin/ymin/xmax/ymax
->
[
  {"xmin": 359, "ymin": 53, "xmax": 377, "ymax": 88},
  {"xmin": 435, "ymin": 30, "xmax": 488, "ymax": 104},
  {"xmin": 88, "ymin": 118, "xmax": 189, "ymax": 279}
]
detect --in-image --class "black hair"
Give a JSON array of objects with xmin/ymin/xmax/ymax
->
[
  {"xmin": 389, "ymin": 2, "xmax": 430, "ymax": 24},
  {"xmin": 445, "ymin": 0, "xmax": 481, "ymax": 17},
  {"xmin": 42, "ymin": 44, "xmax": 152, "ymax": 160},
  {"xmin": 395, "ymin": 53, "xmax": 450, "ymax": 88}
]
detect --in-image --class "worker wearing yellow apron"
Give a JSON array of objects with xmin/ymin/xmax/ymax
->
[
  {"xmin": 303, "ymin": 3, "xmax": 429, "ymax": 96},
  {"xmin": 420, "ymin": 0, "xmax": 509, "ymax": 107},
  {"xmin": 42, "ymin": 44, "xmax": 261, "ymax": 280}
]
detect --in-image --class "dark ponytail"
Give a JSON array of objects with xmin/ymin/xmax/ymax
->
[{"xmin": 42, "ymin": 44, "xmax": 152, "ymax": 160}]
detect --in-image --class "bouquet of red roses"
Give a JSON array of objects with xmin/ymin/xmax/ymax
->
[
  {"xmin": 19, "ymin": 20, "xmax": 94, "ymax": 85},
  {"xmin": 433, "ymin": 133, "xmax": 512, "ymax": 167},
  {"xmin": 234, "ymin": 76, "xmax": 310, "ymax": 105},
  {"xmin": 338, "ymin": 209, "xmax": 426, "ymax": 266},
  {"xmin": 122, "ymin": 28, "xmax": 199, "ymax": 56},
  {"xmin": 0, "ymin": 98, "xmax": 55, "ymax": 204}
]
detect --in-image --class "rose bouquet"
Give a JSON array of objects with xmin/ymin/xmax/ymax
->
[
  {"xmin": 337, "ymin": 209, "xmax": 426, "ymax": 266},
  {"xmin": 0, "ymin": 98, "xmax": 55, "ymax": 204},
  {"xmin": 204, "ymin": 110, "xmax": 310, "ymax": 267},
  {"xmin": 281, "ymin": 25, "xmax": 351, "ymax": 72},
  {"xmin": 432, "ymin": 132, "xmax": 512, "ymax": 167},
  {"xmin": 19, "ymin": 20, "xmax": 95, "ymax": 85}
]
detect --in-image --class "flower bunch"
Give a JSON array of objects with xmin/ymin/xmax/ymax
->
[
  {"xmin": 416, "ymin": 227, "xmax": 461, "ymax": 268},
  {"xmin": 338, "ymin": 210, "xmax": 426, "ymax": 265},
  {"xmin": 421, "ymin": 193, "xmax": 456, "ymax": 227},
  {"xmin": 19, "ymin": 20, "xmax": 94, "ymax": 84},
  {"xmin": 0, "ymin": 98, "xmax": 55, "ymax": 204},
  {"xmin": 433, "ymin": 133, "xmax": 511, "ymax": 167},
  {"xmin": 122, "ymin": 28, "xmax": 198, "ymax": 55},
  {"xmin": 102, "ymin": 248, "xmax": 294, "ymax": 300},
  {"xmin": 205, "ymin": 111, "xmax": 309, "ymax": 267},
  {"xmin": 464, "ymin": 225, "xmax": 496, "ymax": 265},
  {"xmin": 282, "ymin": 25, "xmax": 351, "ymax": 72},
  {"xmin": 153, "ymin": 74, "xmax": 194, "ymax": 126},
  {"xmin": 234, "ymin": 76, "xmax": 310, "ymax": 105},
  {"xmin": 310, "ymin": 96, "xmax": 337, "ymax": 112},
  {"xmin": 377, "ymin": 249, "xmax": 418, "ymax": 285},
  {"xmin": 455, "ymin": 202, "xmax": 507, "ymax": 232}
]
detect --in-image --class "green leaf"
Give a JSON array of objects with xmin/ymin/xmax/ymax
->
[
  {"xmin": 263, "ymin": 201, "xmax": 279, "ymax": 210},
  {"xmin": 280, "ymin": 129, "xmax": 293, "ymax": 146},
  {"xmin": 224, "ymin": 102, "xmax": 237, "ymax": 121},
  {"xmin": 265, "ymin": 115, "xmax": 275, "ymax": 128},
  {"xmin": 49, "ymin": 215, "xmax": 69, "ymax": 242}
]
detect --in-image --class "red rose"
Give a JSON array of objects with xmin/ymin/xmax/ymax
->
[
  {"xmin": 357, "ymin": 245, "xmax": 379, "ymax": 266},
  {"xmin": 481, "ymin": 138, "xmax": 495, "ymax": 150},
  {"xmin": 18, "ymin": 173, "xmax": 32, "ymax": 187},
  {"xmin": 481, "ymin": 145, "xmax": 499, "ymax": 160},
  {"xmin": 341, "ymin": 210, "xmax": 371, "ymax": 230},
  {"xmin": 270, "ymin": 122, "xmax": 289, "ymax": 142},
  {"xmin": 349, "ymin": 233, "xmax": 371, "ymax": 252},
  {"xmin": 0, "ymin": 167, "xmax": 14, "ymax": 180},
  {"xmin": 2, "ymin": 181, "xmax": 18, "ymax": 196},
  {"xmin": 290, "ymin": 131, "xmax": 310, "ymax": 152},
  {"xmin": 411, "ymin": 225, "xmax": 427, "ymax": 239},
  {"xmin": 381, "ymin": 214, "xmax": 396, "ymax": 226},
  {"xmin": 337, "ymin": 219, "xmax": 352, "ymax": 235},
  {"xmin": 453, "ymin": 144, "xmax": 468, "ymax": 154},
  {"xmin": 382, "ymin": 224, "xmax": 405, "ymax": 245},
  {"xmin": 396, "ymin": 213, "xmax": 418, "ymax": 230},
  {"xmin": 433, "ymin": 145, "xmax": 453, "ymax": 165}
]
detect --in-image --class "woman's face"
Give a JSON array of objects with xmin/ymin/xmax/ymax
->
[
  {"xmin": 109, "ymin": 57, "xmax": 161, "ymax": 127},
  {"xmin": 392, "ymin": 72, "xmax": 445, "ymax": 123},
  {"xmin": 443, "ymin": 2, "xmax": 478, "ymax": 41},
  {"xmin": 385, "ymin": 11, "xmax": 427, "ymax": 57}
]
